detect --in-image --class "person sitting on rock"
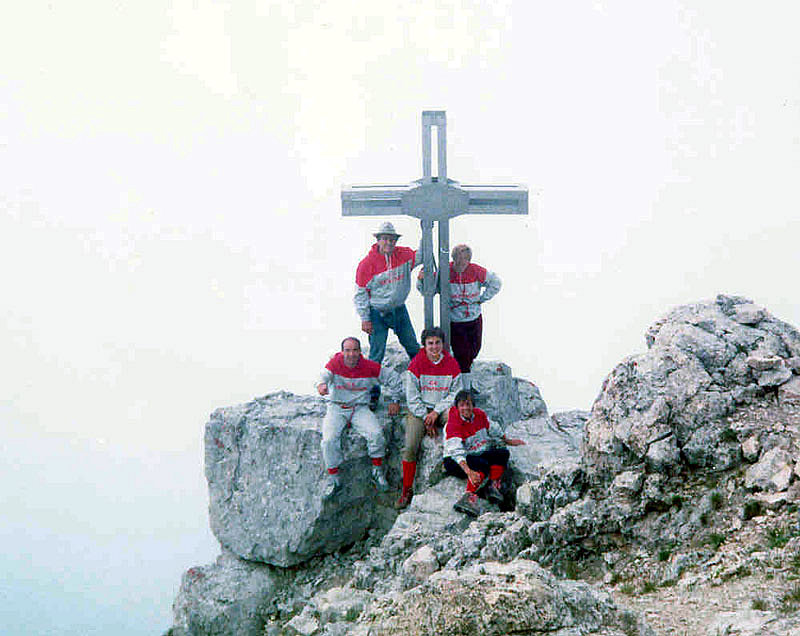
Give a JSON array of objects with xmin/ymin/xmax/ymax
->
[
  {"xmin": 317, "ymin": 336, "xmax": 403, "ymax": 497},
  {"xmin": 397, "ymin": 327, "xmax": 463, "ymax": 510},
  {"xmin": 444, "ymin": 389, "xmax": 525, "ymax": 517}
]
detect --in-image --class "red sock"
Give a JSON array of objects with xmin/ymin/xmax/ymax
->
[
  {"xmin": 401, "ymin": 461, "xmax": 416, "ymax": 491},
  {"xmin": 371, "ymin": 457, "xmax": 383, "ymax": 466},
  {"xmin": 328, "ymin": 467, "xmax": 339, "ymax": 475},
  {"xmin": 466, "ymin": 472, "xmax": 485, "ymax": 493},
  {"xmin": 489, "ymin": 465, "xmax": 504, "ymax": 480}
]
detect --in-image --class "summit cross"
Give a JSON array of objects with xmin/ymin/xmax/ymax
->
[{"xmin": 341, "ymin": 110, "xmax": 528, "ymax": 345}]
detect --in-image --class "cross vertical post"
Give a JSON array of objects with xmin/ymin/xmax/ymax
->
[{"xmin": 420, "ymin": 111, "xmax": 452, "ymax": 343}]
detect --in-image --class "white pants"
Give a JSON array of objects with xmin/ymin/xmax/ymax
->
[{"xmin": 321, "ymin": 403, "xmax": 385, "ymax": 470}]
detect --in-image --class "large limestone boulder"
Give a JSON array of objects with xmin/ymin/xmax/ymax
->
[
  {"xmin": 205, "ymin": 391, "xmax": 397, "ymax": 567},
  {"xmin": 583, "ymin": 295, "xmax": 800, "ymax": 482},
  {"xmin": 353, "ymin": 559, "xmax": 654, "ymax": 636},
  {"xmin": 170, "ymin": 550, "xmax": 279, "ymax": 636}
]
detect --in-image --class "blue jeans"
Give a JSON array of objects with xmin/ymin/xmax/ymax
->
[{"xmin": 368, "ymin": 304, "xmax": 420, "ymax": 363}]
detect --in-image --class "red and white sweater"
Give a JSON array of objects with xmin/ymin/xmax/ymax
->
[
  {"xmin": 354, "ymin": 244, "xmax": 421, "ymax": 321},
  {"xmin": 415, "ymin": 261, "xmax": 501, "ymax": 322},
  {"xmin": 448, "ymin": 262, "xmax": 501, "ymax": 323},
  {"xmin": 405, "ymin": 350, "xmax": 462, "ymax": 418},
  {"xmin": 444, "ymin": 406, "xmax": 504, "ymax": 463},
  {"xmin": 317, "ymin": 353, "xmax": 403, "ymax": 407}
]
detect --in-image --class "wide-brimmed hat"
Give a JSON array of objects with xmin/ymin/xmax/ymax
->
[{"xmin": 373, "ymin": 221, "xmax": 401, "ymax": 238}]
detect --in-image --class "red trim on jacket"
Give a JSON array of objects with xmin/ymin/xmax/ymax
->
[
  {"xmin": 449, "ymin": 262, "xmax": 487, "ymax": 284},
  {"xmin": 325, "ymin": 353, "xmax": 381, "ymax": 379},
  {"xmin": 407, "ymin": 349, "xmax": 462, "ymax": 382},
  {"xmin": 356, "ymin": 244, "xmax": 417, "ymax": 287},
  {"xmin": 445, "ymin": 406, "xmax": 491, "ymax": 441}
]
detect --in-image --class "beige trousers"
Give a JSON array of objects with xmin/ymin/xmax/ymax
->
[{"xmin": 402, "ymin": 410, "xmax": 447, "ymax": 462}]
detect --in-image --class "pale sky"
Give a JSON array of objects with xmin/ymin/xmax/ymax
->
[{"xmin": 2, "ymin": 2, "xmax": 799, "ymax": 633}]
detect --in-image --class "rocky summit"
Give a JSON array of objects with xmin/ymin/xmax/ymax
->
[{"xmin": 168, "ymin": 295, "xmax": 800, "ymax": 635}]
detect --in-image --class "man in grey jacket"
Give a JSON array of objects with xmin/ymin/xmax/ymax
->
[{"xmin": 354, "ymin": 221, "xmax": 422, "ymax": 364}]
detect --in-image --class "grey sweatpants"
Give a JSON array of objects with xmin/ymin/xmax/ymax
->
[{"xmin": 321, "ymin": 403, "xmax": 385, "ymax": 470}]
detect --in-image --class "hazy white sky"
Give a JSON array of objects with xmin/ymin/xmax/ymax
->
[{"xmin": 1, "ymin": 2, "xmax": 799, "ymax": 631}]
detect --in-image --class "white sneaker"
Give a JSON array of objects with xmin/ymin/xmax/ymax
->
[
  {"xmin": 371, "ymin": 465, "xmax": 389, "ymax": 492},
  {"xmin": 323, "ymin": 472, "xmax": 342, "ymax": 498}
]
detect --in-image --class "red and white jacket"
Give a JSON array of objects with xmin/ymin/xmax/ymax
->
[
  {"xmin": 354, "ymin": 244, "xmax": 421, "ymax": 321},
  {"xmin": 416, "ymin": 261, "xmax": 501, "ymax": 323},
  {"xmin": 448, "ymin": 262, "xmax": 501, "ymax": 323},
  {"xmin": 405, "ymin": 350, "xmax": 462, "ymax": 418},
  {"xmin": 317, "ymin": 353, "xmax": 403, "ymax": 408},
  {"xmin": 444, "ymin": 405, "xmax": 504, "ymax": 463}
]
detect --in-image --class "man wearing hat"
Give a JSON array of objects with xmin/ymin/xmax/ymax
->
[{"xmin": 354, "ymin": 221, "xmax": 422, "ymax": 365}]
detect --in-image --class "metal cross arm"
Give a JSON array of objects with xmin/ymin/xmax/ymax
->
[
  {"xmin": 341, "ymin": 111, "xmax": 529, "ymax": 343},
  {"xmin": 341, "ymin": 181, "xmax": 528, "ymax": 220}
]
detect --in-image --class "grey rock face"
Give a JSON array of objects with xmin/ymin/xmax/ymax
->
[
  {"xmin": 471, "ymin": 360, "xmax": 522, "ymax": 424},
  {"xmin": 171, "ymin": 550, "xmax": 279, "ymax": 636},
  {"xmin": 515, "ymin": 296, "xmax": 800, "ymax": 576},
  {"xmin": 205, "ymin": 391, "xmax": 396, "ymax": 567},
  {"xmin": 512, "ymin": 411, "xmax": 587, "ymax": 522},
  {"xmin": 645, "ymin": 434, "xmax": 681, "ymax": 473},
  {"xmin": 354, "ymin": 559, "xmax": 655, "ymax": 636},
  {"xmin": 401, "ymin": 544, "xmax": 439, "ymax": 584},
  {"xmin": 515, "ymin": 377, "xmax": 549, "ymax": 419},
  {"xmin": 310, "ymin": 586, "xmax": 373, "ymax": 624},
  {"xmin": 682, "ymin": 423, "xmax": 741, "ymax": 471},
  {"xmin": 351, "ymin": 478, "xmax": 474, "ymax": 594},
  {"xmin": 584, "ymin": 295, "xmax": 800, "ymax": 482},
  {"xmin": 204, "ymin": 344, "xmax": 541, "ymax": 568},
  {"xmin": 745, "ymin": 447, "xmax": 794, "ymax": 492},
  {"xmin": 779, "ymin": 376, "xmax": 800, "ymax": 403},
  {"xmin": 504, "ymin": 410, "xmax": 586, "ymax": 487},
  {"xmin": 516, "ymin": 460, "xmax": 586, "ymax": 522}
]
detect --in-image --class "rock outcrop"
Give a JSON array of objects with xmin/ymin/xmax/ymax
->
[
  {"xmin": 519, "ymin": 295, "xmax": 800, "ymax": 574},
  {"xmin": 204, "ymin": 346, "xmax": 540, "ymax": 568},
  {"xmin": 170, "ymin": 343, "xmax": 624, "ymax": 635},
  {"xmin": 205, "ymin": 391, "xmax": 397, "ymax": 567},
  {"xmin": 354, "ymin": 559, "xmax": 654, "ymax": 636},
  {"xmin": 584, "ymin": 294, "xmax": 800, "ymax": 483},
  {"xmin": 169, "ymin": 295, "xmax": 800, "ymax": 636}
]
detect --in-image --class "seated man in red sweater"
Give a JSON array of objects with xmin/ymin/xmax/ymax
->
[
  {"xmin": 443, "ymin": 389, "xmax": 525, "ymax": 517},
  {"xmin": 316, "ymin": 337, "xmax": 403, "ymax": 497}
]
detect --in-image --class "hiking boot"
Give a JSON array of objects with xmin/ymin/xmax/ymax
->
[
  {"xmin": 485, "ymin": 479, "xmax": 504, "ymax": 504},
  {"xmin": 371, "ymin": 465, "xmax": 389, "ymax": 492},
  {"xmin": 453, "ymin": 492, "xmax": 481, "ymax": 518},
  {"xmin": 322, "ymin": 472, "xmax": 342, "ymax": 498},
  {"xmin": 395, "ymin": 488, "xmax": 413, "ymax": 510}
]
